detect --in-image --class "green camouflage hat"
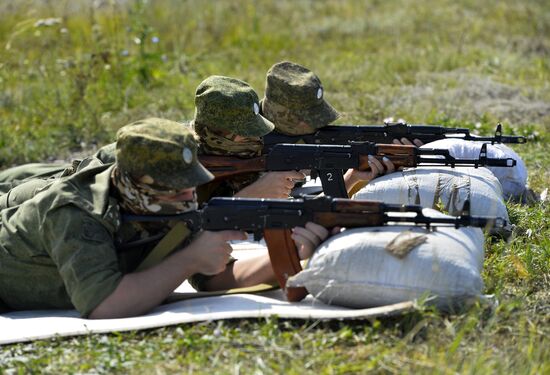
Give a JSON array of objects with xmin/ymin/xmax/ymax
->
[
  {"xmin": 193, "ymin": 75, "xmax": 274, "ymax": 137},
  {"xmin": 116, "ymin": 118, "xmax": 214, "ymax": 190},
  {"xmin": 261, "ymin": 61, "xmax": 341, "ymax": 135}
]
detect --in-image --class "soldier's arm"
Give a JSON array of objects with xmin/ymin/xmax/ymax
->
[
  {"xmin": 343, "ymin": 156, "xmax": 396, "ymax": 193},
  {"xmin": 234, "ymin": 170, "xmax": 306, "ymax": 199},
  {"xmin": 89, "ymin": 229, "xmax": 247, "ymax": 319}
]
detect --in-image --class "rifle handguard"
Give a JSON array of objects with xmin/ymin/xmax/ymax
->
[
  {"xmin": 264, "ymin": 228, "xmax": 308, "ymax": 302},
  {"xmin": 357, "ymin": 144, "xmax": 417, "ymax": 171}
]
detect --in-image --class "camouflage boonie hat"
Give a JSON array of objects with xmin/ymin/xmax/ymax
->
[
  {"xmin": 194, "ymin": 75, "xmax": 274, "ymax": 137},
  {"xmin": 261, "ymin": 61, "xmax": 340, "ymax": 133},
  {"xmin": 116, "ymin": 118, "xmax": 214, "ymax": 190}
]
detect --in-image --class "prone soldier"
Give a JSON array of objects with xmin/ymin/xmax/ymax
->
[
  {"xmin": 0, "ymin": 119, "xmax": 329, "ymax": 318},
  {"xmin": 259, "ymin": 61, "xmax": 395, "ymax": 193}
]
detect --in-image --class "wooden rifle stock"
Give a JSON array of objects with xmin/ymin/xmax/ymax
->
[{"xmin": 199, "ymin": 155, "xmax": 266, "ymax": 180}]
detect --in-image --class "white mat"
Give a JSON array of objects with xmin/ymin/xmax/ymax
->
[{"xmin": 0, "ymin": 241, "xmax": 414, "ymax": 345}]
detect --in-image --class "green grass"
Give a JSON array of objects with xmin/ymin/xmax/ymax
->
[{"xmin": 1, "ymin": 0, "xmax": 549, "ymax": 373}]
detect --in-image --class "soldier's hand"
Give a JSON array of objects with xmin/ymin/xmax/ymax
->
[
  {"xmin": 235, "ymin": 171, "xmax": 306, "ymax": 199},
  {"xmin": 344, "ymin": 155, "xmax": 396, "ymax": 189},
  {"xmin": 392, "ymin": 138, "xmax": 424, "ymax": 147},
  {"xmin": 185, "ymin": 230, "xmax": 247, "ymax": 275},
  {"xmin": 291, "ymin": 222, "xmax": 330, "ymax": 260}
]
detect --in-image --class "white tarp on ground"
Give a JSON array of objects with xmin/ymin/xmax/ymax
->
[{"xmin": 0, "ymin": 242, "xmax": 414, "ymax": 345}]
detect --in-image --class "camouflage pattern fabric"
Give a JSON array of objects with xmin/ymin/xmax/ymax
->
[
  {"xmin": 191, "ymin": 76, "xmax": 269, "ymax": 200},
  {"xmin": 0, "ymin": 161, "xmax": 123, "ymax": 316},
  {"xmin": 0, "ymin": 143, "xmax": 116, "ymax": 200},
  {"xmin": 0, "ymin": 163, "xmax": 67, "ymax": 184},
  {"xmin": 116, "ymin": 118, "xmax": 213, "ymax": 191},
  {"xmin": 111, "ymin": 166, "xmax": 198, "ymax": 215},
  {"xmin": 0, "ymin": 161, "xmax": 196, "ymax": 316},
  {"xmin": 0, "ymin": 178, "xmax": 53, "ymax": 210},
  {"xmin": 194, "ymin": 122, "xmax": 263, "ymax": 158},
  {"xmin": 261, "ymin": 61, "xmax": 341, "ymax": 135},
  {"xmin": 0, "ymin": 142, "xmax": 115, "ymax": 188},
  {"xmin": 260, "ymin": 99, "xmax": 318, "ymax": 135},
  {"xmin": 194, "ymin": 75, "xmax": 274, "ymax": 137}
]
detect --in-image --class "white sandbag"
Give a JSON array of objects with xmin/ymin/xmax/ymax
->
[
  {"xmin": 287, "ymin": 218, "xmax": 485, "ymax": 308},
  {"xmin": 421, "ymin": 139, "xmax": 527, "ymax": 199},
  {"xmin": 353, "ymin": 167, "xmax": 509, "ymax": 223}
]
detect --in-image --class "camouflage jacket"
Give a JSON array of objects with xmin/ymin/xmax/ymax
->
[{"xmin": 0, "ymin": 157, "xmax": 126, "ymax": 317}]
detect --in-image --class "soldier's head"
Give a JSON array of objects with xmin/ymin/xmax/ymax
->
[
  {"xmin": 261, "ymin": 61, "xmax": 340, "ymax": 136},
  {"xmin": 113, "ymin": 117, "xmax": 214, "ymax": 214},
  {"xmin": 192, "ymin": 75, "xmax": 274, "ymax": 158}
]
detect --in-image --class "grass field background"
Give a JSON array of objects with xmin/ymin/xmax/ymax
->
[{"xmin": 0, "ymin": 0, "xmax": 549, "ymax": 373}]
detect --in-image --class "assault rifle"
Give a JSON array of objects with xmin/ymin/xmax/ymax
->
[
  {"xmin": 123, "ymin": 195, "xmax": 508, "ymax": 302},
  {"xmin": 262, "ymin": 122, "xmax": 526, "ymax": 153},
  {"xmin": 200, "ymin": 142, "xmax": 516, "ymax": 198}
]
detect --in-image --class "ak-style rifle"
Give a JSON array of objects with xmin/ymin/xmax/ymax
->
[
  {"xmin": 262, "ymin": 122, "xmax": 526, "ymax": 153},
  {"xmin": 123, "ymin": 195, "xmax": 507, "ymax": 302},
  {"xmin": 200, "ymin": 142, "xmax": 516, "ymax": 198}
]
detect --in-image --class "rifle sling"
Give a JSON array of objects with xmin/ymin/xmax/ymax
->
[
  {"xmin": 348, "ymin": 180, "xmax": 369, "ymax": 197},
  {"xmin": 136, "ymin": 221, "xmax": 191, "ymax": 272}
]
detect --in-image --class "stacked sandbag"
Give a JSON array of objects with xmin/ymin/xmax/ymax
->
[
  {"xmin": 287, "ymin": 216, "xmax": 485, "ymax": 309},
  {"xmin": 353, "ymin": 167, "xmax": 509, "ymax": 227},
  {"xmin": 421, "ymin": 139, "xmax": 527, "ymax": 200}
]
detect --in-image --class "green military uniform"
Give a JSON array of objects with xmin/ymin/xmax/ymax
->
[
  {"xmin": 260, "ymin": 61, "xmax": 341, "ymax": 135},
  {"xmin": 0, "ymin": 163, "xmax": 66, "ymax": 185},
  {"xmin": 0, "ymin": 118, "xmax": 213, "ymax": 317},
  {"xmin": 0, "ymin": 143, "xmax": 118, "ymax": 209},
  {"xmin": 0, "ymin": 159, "xmax": 122, "ymax": 316},
  {"xmin": 192, "ymin": 75, "xmax": 275, "ymax": 204}
]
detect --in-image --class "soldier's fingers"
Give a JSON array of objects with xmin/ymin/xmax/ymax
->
[
  {"xmin": 413, "ymin": 139, "xmax": 424, "ymax": 147},
  {"xmin": 285, "ymin": 170, "xmax": 306, "ymax": 181},
  {"xmin": 291, "ymin": 233, "xmax": 315, "ymax": 257},
  {"xmin": 367, "ymin": 155, "xmax": 384, "ymax": 174},
  {"xmin": 400, "ymin": 137, "xmax": 414, "ymax": 146},
  {"xmin": 296, "ymin": 244, "xmax": 315, "ymax": 260},
  {"xmin": 382, "ymin": 157, "xmax": 395, "ymax": 173},
  {"xmin": 220, "ymin": 242, "xmax": 233, "ymax": 256},
  {"xmin": 292, "ymin": 226, "xmax": 322, "ymax": 246},
  {"xmin": 283, "ymin": 180, "xmax": 296, "ymax": 190},
  {"xmin": 304, "ymin": 222, "xmax": 330, "ymax": 241}
]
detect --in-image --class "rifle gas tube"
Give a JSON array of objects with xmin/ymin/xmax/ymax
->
[{"xmin": 123, "ymin": 195, "xmax": 508, "ymax": 302}]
